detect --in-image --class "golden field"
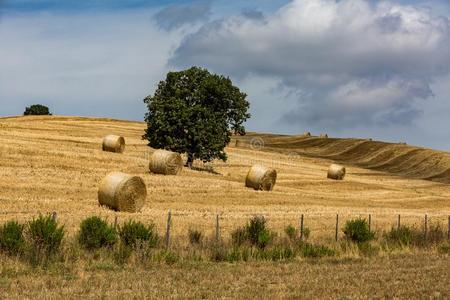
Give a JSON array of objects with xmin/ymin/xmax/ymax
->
[{"xmin": 1, "ymin": 115, "xmax": 450, "ymax": 298}]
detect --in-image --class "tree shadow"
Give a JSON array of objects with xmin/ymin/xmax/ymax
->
[{"xmin": 190, "ymin": 165, "xmax": 222, "ymax": 175}]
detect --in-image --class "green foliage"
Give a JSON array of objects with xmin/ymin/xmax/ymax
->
[
  {"xmin": 0, "ymin": 221, "xmax": 25, "ymax": 255},
  {"xmin": 188, "ymin": 229, "xmax": 203, "ymax": 245},
  {"xmin": 385, "ymin": 225, "xmax": 414, "ymax": 246},
  {"xmin": 119, "ymin": 220, "xmax": 159, "ymax": 248},
  {"xmin": 230, "ymin": 216, "xmax": 274, "ymax": 249},
  {"xmin": 284, "ymin": 225, "xmax": 297, "ymax": 240},
  {"xmin": 78, "ymin": 216, "xmax": 117, "ymax": 249},
  {"xmin": 26, "ymin": 215, "xmax": 64, "ymax": 255},
  {"xmin": 143, "ymin": 66, "xmax": 251, "ymax": 166},
  {"xmin": 301, "ymin": 243, "xmax": 335, "ymax": 258},
  {"xmin": 25, "ymin": 215, "xmax": 64, "ymax": 265},
  {"xmin": 23, "ymin": 104, "xmax": 51, "ymax": 116},
  {"xmin": 343, "ymin": 218, "xmax": 374, "ymax": 243},
  {"xmin": 426, "ymin": 223, "xmax": 446, "ymax": 244},
  {"xmin": 439, "ymin": 242, "xmax": 450, "ymax": 254},
  {"xmin": 231, "ymin": 227, "xmax": 248, "ymax": 247},
  {"xmin": 246, "ymin": 216, "xmax": 272, "ymax": 248}
]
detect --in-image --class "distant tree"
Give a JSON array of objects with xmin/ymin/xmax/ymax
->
[
  {"xmin": 143, "ymin": 66, "xmax": 250, "ymax": 167},
  {"xmin": 24, "ymin": 104, "xmax": 52, "ymax": 116}
]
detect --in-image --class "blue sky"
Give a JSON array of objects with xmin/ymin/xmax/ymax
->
[{"xmin": 1, "ymin": 0, "xmax": 450, "ymax": 150}]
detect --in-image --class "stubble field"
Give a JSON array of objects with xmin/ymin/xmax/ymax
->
[{"xmin": 0, "ymin": 115, "xmax": 449, "ymax": 298}]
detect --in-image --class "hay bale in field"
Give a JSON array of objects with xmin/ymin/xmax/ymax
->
[
  {"xmin": 102, "ymin": 135, "xmax": 125, "ymax": 153},
  {"xmin": 149, "ymin": 149, "xmax": 183, "ymax": 175},
  {"xmin": 98, "ymin": 172, "xmax": 147, "ymax": 212},
  {"xmin": 319, "ymin": 133, "xmax": 328, "ymax": 138},
  {"xmin": 245, "ymin": 165, "xmax": 277, "ymax": 191},
  {"xmin": 327, "ymin": 164, "xmax": 346, "ymax": 180},
  {"xmin": 303, "ymin": 131, "xmax": 311, "ymax": 137}
]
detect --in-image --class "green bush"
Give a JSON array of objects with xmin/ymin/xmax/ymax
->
[
  {"xmin": 78, "ymin": 216, "xmax": 117, "ymax": 249},
  {"xmin": 385, "ymin": 225, "xmax": 414, "ymax": 246},
  {"xmin": 231, "ymin": 227, "xmax": 247, "ymax": 247},
  {"xmin": 0, "ymin": 221, "xmax": 25, "ymax": 255},
  {"xmin": 439, "ymin": 242, "xmax": 450, "ymax": 254},
  {"xmin": 26, "ymin": 215, "xmax": 64, "ymax": 255},
  {"xmin": 343, "ymin": 218, "xmax": 374, "ymax": 243},
  {"xmin": 119, "ymin": 220, "xmax": 158, "ymax": 248},
  {"xmin": 301, "ymin": 243, "xmax": 335, "ymax": 258},
  {"xmin": 188, "ymin": 229, "xmax": 203, "ymax": 245},
  {"xmin": 231, "ymin": 216, "xmax": 274, "ymax": 249},
  {"xmin": 23, "ymin": 104, "xmax": 51, "ymax": 116},
  {"xmin": 284, "ymin": 225, "xmax": 297, "ymax": 240}
]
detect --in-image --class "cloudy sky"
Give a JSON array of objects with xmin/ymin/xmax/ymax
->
[{"xmin": 1, "ymin": 0, "xmax": 450, "ymax": 150}]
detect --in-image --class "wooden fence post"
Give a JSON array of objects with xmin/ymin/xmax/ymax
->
[
  {"xmin": 335, "ymin": 214, "xmax": 339, "ymax": 242},
  {"xmin": 165, "ymin": 211, "xmax": 172, "ymax": 249},
  {"xmin": 424, "ymin": 214, "xmax": 428, "ymax": 240},
  {"xmin": 397, "ymin": 214, "xmax": 401, "ymax": 230},
  {"xmin": 448, "ymin": 216, "xmax": 450, "ymax": 241},
  {"xmin": 300, "ymin": 214, "xmax": 304, "ymax": 240},
  {"xmin": 114, "ymin": 216, "xmax": 118, "ymax": 230},
  {"xmin": 368, "ymin": 214, "xmax": 371, "ymax": 233},
  {"xmin": 215, "ymin": 214, "xmax": 220, "ymax": 243}
]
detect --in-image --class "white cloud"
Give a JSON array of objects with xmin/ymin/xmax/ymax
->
[{"xmin": 170, "ymin": 0, "xmax": 450, "ymax": 129}]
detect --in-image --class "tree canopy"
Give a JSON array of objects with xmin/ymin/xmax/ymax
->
[
  {"xmin": 24, "ymin": 104, "xmax": 52, "ymax": 116},
  {"xmin": 143, "ymin": 67, "xmax": 250, "ymax": 167}
]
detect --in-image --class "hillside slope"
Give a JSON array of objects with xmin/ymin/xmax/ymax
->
[
  {"xmin": 236, "ymin": 133, "xmax": 450, "ymax": 184},
  {"xmin": 0, "ymin": 116, "xmax": 449, "ymax": 238}
]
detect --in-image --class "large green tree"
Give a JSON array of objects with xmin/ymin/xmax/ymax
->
[
  {"xmin": 23, "ymin": 104, "xmax": 52, "ymax": 116},
  {"xmin": 143, "ymin": 67, "xmax": 250, "ymax": 167}
]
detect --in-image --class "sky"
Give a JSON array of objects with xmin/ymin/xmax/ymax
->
[{"xmin": 1, "ymin": 0, "xmax": 450, "ymax": 150}]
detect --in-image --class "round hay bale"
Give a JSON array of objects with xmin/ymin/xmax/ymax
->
[
  {"xmin": 98, "ymin": 172, "xmax": 147, "ymax": 212},
  {"xmin": 149, "ymin": 149, "xmax": 183, "ymax": 175},
  {"xmin": 319, "ymin": 133, "xmax": 328, "ymax": 138},
  {"xmin": 303, "ymin": 131, "xmax": 311, "ymax": 137},
  {"xmin": 245, "ymin": 165, "xmax": 277, "ymax": 191},
  {"xmin": 327, "ymin": 164, "xmax": 346, "ymax": 180},
  {"xmin": 102, "ymin": 135, "xmax": 125, "ymax": 153}
]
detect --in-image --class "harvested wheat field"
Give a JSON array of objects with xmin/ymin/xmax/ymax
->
[{"xmin": 1, "ymin": 115, "xmax": 450, "ymax": 298}]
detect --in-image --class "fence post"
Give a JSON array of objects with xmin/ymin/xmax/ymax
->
[
  {"xmin": 368, "ymin": 214, "xmax": 371, "ymax": 233},
  {"xmin": 397, "ymin": 214, "xmax": 401, "ymax": 230},
  {"xmin": 165, "ymin": 210, "xmax": 172, "ymax": 249},
  {"xmin": 114, "ymin": 216, "xmax": 118, "ymax": 230},
  {"xmin": 215, "ymin": 214, "xmax": 220, "ymax": 243},
  {"xmin": 300, "ymin": 214, "xmax": 304, "ymax": 240},
  {"xmin": 335, "ymin": 214, "xmax": 339, "ymax": 242},
  {"xmin": 448, "ymin": 216, "xmax": 450, "ymax": 241},
  {"xmin": 424, "ymin": 214, "xmax": 428, "ymax": 240}
]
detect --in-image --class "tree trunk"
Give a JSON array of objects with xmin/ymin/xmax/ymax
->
[{"xmin": 185, "ymin": 153, "xmax": 194, "ymax": 168}]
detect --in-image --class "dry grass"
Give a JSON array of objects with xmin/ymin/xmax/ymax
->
[
  {"xmin": 1, "ymin": 115, "xmax": 450, "ymax": 297},
  {"xmin": 0, "ymin": 253, "xmax": 449, "ymax": 299}
]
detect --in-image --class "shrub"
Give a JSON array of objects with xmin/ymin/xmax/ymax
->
[
  {"xmin": 23, "ymin": 104, "xmax": 51, "ymax": 116},
  {"xmin": 119, "ymin": 220, "xmax": 158, "ymax": 248},
  {"xmin": 426, "ymin": 223, "xmax": 446, "ymax": 245},
  {"xmin": 385, "ymin": 225, "xmax": 413, "ymax": 246},
  {"xmin": 284, "ymin": 225, "xmax": 297, "ymax": 240},
  {"xmin": 343, "ymin": 218, "xmax": 374, "ymax": 243},
  {"xmin": 188, "ymin": 229, "xmax": 203, "ymax": 245},
  {"xmin": 78, "ymin": 216, "xmax": 117, "ymax": 249},
  {"xmin": 231, "ymin": 227, "xmax": 247, "ymax": 247},
  {"xmin": 230, "ymin": 216, "xmax": 275, "ymax": 249},
  {"xmin": 26, "ymin": 215, "xmax": 64, "ymax": 255},
  {"xmin": 301, "ymin": 243, "xmax": 335, "ymax": 258},
  {"xmin": 0, "ymin": 221, "xmax": 25, "ymax": 255},
  {"xmin": 439, "ymin": 242, "xmax": 450, "ymax": 254}
]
